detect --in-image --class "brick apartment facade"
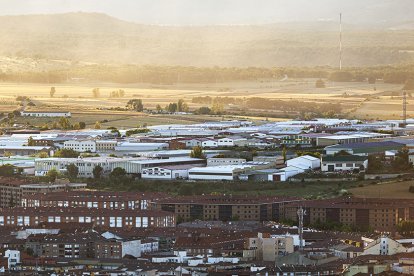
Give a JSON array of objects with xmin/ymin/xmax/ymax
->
[
  {"xmin": 150, "ymin": 195, "xmax": 300, "ymax": 222},
  {"xmin": 22, "ymin": 191, "xmax": 168, "ymax": 210},
  {"xmin": 0, "ymin": 207, "xmax": 175, "ymax": 228},
  {"xmin": 283, "ymin": 197, "xmax": 414, "ymax": 232}
]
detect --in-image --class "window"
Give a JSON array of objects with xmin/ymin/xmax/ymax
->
[
  {"xmin": 136, "ymin": 217, "xmax": 142, "ymax": 227},
  {"xmin": 110, "ymin": 217, "xmax": 116, "ymax": 227},
  {"xmin": 116, "ymin": 217, "xmax": 122, "ymax": 227},
  {"xmin": 143, "ymin": 217, "xmax": 148, "ymax": 228}
]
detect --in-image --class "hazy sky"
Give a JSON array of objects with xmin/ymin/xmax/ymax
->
[{"xmin": 0, "ymin": 0, "xmax": 411, "ymax": 25}]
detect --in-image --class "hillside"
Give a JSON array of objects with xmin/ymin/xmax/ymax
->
[{"xmin": 0, "ymin": 12, "xmax": 413, "ymax": 67}]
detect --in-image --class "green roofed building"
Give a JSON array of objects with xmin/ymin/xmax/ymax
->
[
  {"xmin": 322, "ymin": 155, "xmax": 368, "ymax": 172},
  {"xmin": 324, "ymin": 141, "xmax": 404, "ymax": 156}
]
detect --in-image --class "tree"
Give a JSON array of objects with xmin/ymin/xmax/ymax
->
[
  {"xmin": 93, "ymin": 165, "xmax": 103, "ymax": 179},
  {"xmin": 196, "ymin": 106, "xmax": 211, "ymax": 115},
  {"xmin": 315, "ymin": 79, "xmax": 325, "ymax": 88},
  {"xmin": 3, "ymin": 151, "xmax": 12, "ymax": 158},
  {"xmin": 126, "ymin": 99, "xmax": 144, "ymax": 112},
  {"xmin": 59, "ymin": 117, "xmax": 72, "ymax": 130},
  {"xmin": 397, "ymin": 220, "xmax": 414, "ymax": 237},
  {"xmin": 66, "ymin": 164, "xmax": 79, "ymax": 179},
  {"xmin": 211, "ymin": 99, "xmax": 224, "ymax": 114},
  {"xmin": 155, "ymin": 104, "xmax": 163, "ymax": 113},
  {"xmin": 109, "ymin": 127, "xmax": 120, "ymax": 137},
  {"xmin": 329, "ymin": 71, "xmax": 353, "ymax": 82},
  {"xmin": 92, "ymin": 88, "xmax": 100, "ymax": 98},
  {"xmin": 27, "ymin": 136, "xmax": 35, "ymax": 146},
  {"xmin": 79, "ymin": 122, "xmax": 86, "ymax": 129},
  {"xmin": 54, "ymin": 148, "xmax": 79, "ymax": 158},
  {"xmin": 177, "ymin": 99, "xmax": 189, "ymax": 112},
  {"xmin": 0, "ymin": 164, "xmax": 15, "ymax": 176},
  {"xmin": 47, "ymin": 169, "xmax": 59, "ymax": 182},
  {"xmin": 94, "ymin": 121, "xmax": 101, "ymax": 129},
  {"xmin": 110, "ymin": 167, "xmax": 127, "ymax": 178},
  {"xmin": 50, "ymin": 87, "xmax": 56, "ymax": 98},
  {"xmin": 73, "ymin": 122, "xmax": 81, "ymax": 130},
  {"xmin": 367, "ymin": 154, "xmax": 384, "ymax": 173},
  {"xmin": 167, "ymin": 103, "xmax": 178, "ymax": 113},
  {"xmin": 37, "ymin": 152, "xmax": 49, "ymax": 158},
  {"xmin": 190, "ymin": 146, "xmax": 205, "ymax": 159},
  {"xmin": 392, "ymin": 147, "xmax": 412, "ymax": 172},
  {"xmin": 282, "ymin": 147, "xmax": 287, "ymax": 163}
]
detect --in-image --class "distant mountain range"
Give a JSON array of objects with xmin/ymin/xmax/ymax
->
[{"xmin": 0, "ymin": 12, "xmax": 413, "ymax": 68}]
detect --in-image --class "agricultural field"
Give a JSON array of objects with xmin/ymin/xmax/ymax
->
[
  {"xmin": 349, "ymin": 180, "xmax": 414, "ymax": 199},
  {"xmin": 0, "ymin": 78, "xmax": 407, "ymax": 123}
]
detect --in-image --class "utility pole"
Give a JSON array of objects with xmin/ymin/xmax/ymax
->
[
  {"xmin": 339, "ymin": 13, "xmax": 343, "ymax": 70},
  {"xmin": 403, "ymin": 90, "xmax": 407, "ymax": 128}
]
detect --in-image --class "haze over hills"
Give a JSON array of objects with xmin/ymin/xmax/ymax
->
[{"xmin": 0, "ymin": 12, "xmax": 414, "ymax": 68}]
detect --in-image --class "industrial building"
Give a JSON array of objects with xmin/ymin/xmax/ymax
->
[
  {"xmin": 324, "ymin": 141, "xmax": 404, "ymax": 156},
  {"xmin": 321, "ymin": 155, "xmax": 368, "ymax": 172},
  {"xmin": 112, "ymin": 157, "xmax": 206, "ymax": 175},
  {"xmin": 187, "ymin": 162, "xmax": 272, "ymax": 181},
  {"xmin": 20, "ymin": 111, "xmax": 71, "ymax": 118}
]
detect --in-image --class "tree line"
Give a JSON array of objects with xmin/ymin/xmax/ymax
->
[{"xmin": 1, "ymin": 64, "xmax": 413, "ymax": 84}]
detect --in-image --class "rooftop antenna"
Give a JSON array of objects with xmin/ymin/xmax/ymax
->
[
  {"xmin": 297, "ymin": 206, "xmax": 305, "ymax": 251},
  {"xmin": 403, "ymin": 90, "xmax": 407, "ymax": 128},
  {"xmin": 339, "ymin": 13, "xmax": 343, "ymax": 70}
]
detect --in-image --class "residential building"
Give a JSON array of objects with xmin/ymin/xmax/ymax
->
[
  {"xmin": 151, "ymin": 195, "xmax": 299, "ymax": 222},
  {"xmin": 247, "ymin": 233, "xmax": 294, "ymax": 261},
  {"xmin": 283, "ymin": 198, "xmax": 414, "ymax": 232},
  {"xmin": 4, "ymin": 250, "xmax": 20, "ymax": 270},
  {"xmin": 363, "ymin": 236, "xmax": 409, "ymax": 256},
  {"xmin": 21, "ymin": 190, "xmax": 165, "ymax": 210},
  {"xmin": 0, "ymin": 180, "xmax": 86, "ymax": 208},
  {"xmin": 0, "ymin": 207, "xmax": 175, "ymax": 228}
]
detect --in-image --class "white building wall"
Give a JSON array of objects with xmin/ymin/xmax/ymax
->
[
  {"xmin": 286, "ymin": 156, "xmax": 320, "ymax": 170},
  {"xmin": 141, "ymin": 167, "xmax": 189, "ymax": 180},
  {"xmin": 121, "ymin": 240, "xmax": 141, "ymax": 258},
  {"xmin": 64, "ymin": 140, "xmax": 97, "ymax": 153},
  {"xmin": 202, "ymin": 140, "xmax": 218, "ymax": 147}
]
